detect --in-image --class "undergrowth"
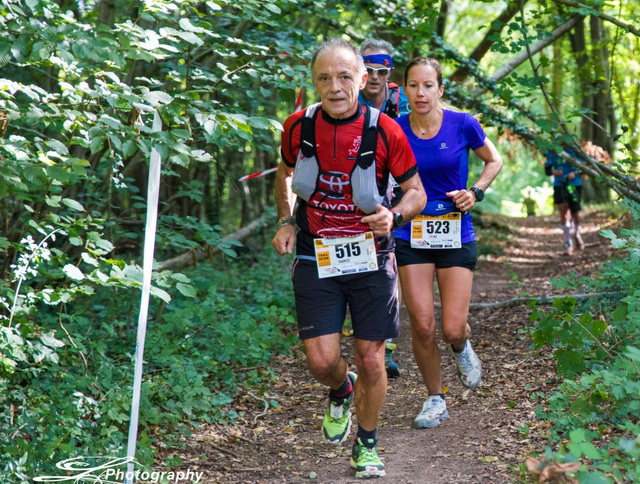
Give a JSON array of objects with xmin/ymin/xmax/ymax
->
[
  {"xmin": 0, "ymin": 246, "xmax": 296, "ymax": 482},
  {"xmin": 528, "ymin": 200, "xmax": 640, "ymax": 483}
]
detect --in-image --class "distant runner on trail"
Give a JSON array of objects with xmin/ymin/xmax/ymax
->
[
  {"xmin": 393, "ymin": 58, "xmax": 502, "ymax": 429},
  {"xmin": 272, "ymin": 38, "xmax": 426, "ymax": 479},
  {"xmin": 545, "ymin": 146, "xmax": 585, "ymax": 255},
  {"xmin": 358, "ymin": 38, "xmax": 409, "ymax": 380}
]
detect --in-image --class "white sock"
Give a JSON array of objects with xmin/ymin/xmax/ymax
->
[{"xmin": 562, "ymin": 223, "xmax": 572, "ymax": 246}]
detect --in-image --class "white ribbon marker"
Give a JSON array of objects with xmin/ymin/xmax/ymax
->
[{"xmin": 125, "ymin": 104, "xmax": 163, "ymax": 484}]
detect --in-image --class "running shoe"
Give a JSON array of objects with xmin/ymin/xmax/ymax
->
[
  {"xmin": 414, "ymin": 395, "xmax": 449, "ymax": 429},
  {"xmin": 563, "ymin": 242, "xmax": 574, "ymax": 256},
  {"xmin": 453, "ymin": 340, "xmax": 482, "ymax": 389},
  {"xmin": 351, "ymin": 438, "xmax": 385, "ymax": 478},
  {"xmin": 385, "ymin": 341, "xmax": 400, "ymax": 378},
  {"xmin": 322, "ymin": 372, "xmax": 357, "ymax": 445}
]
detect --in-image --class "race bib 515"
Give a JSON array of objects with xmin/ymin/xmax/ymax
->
[{"xmin": 314, "ymin": 232, "xmax": 378, "ymax": 278}]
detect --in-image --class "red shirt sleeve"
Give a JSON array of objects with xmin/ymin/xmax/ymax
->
[{"xmin": 280, "ymin": 110, "xmax": 306, "ymax": 167}]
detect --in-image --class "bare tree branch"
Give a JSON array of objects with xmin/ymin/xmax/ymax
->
[
  {"xmin": 489, "ymin": 14, "xmax": 581, "ymax": 83},
  {"xmin": 468, "ymin": 292, "xmax": 622, "ymax": 310},
  {"xmin": 451, "ymin": 0, "xmax": 528, "ymax": 81},
  {"xmin": 554, "ymin": 0, "xmax": 640, "ymax": 37},
  {"xmin": 158, "ymin": 214, "xmax": 271, "ymax": 271}
]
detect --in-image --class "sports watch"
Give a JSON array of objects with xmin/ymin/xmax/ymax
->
[
  {"xmin": 391, "ymin": 210, "xmax": 404, "ymax": 228},
  {"xmin": 276, "ymin": 216, "xmax": 295, "ymax": 228},
  {"xmin": 469, "ymin": 187, "xmax": 485, "ymax": 202}
]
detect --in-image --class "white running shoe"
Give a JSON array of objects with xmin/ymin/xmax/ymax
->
[
  {"xmin": 414, "ymin": 395, "xmax": 449, "ymax": 429},
  {"xmin": 454, "ymin": 340, "xmax": 482, "ymax": 389}
]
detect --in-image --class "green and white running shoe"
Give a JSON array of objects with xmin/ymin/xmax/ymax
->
[
  {"xmin": 454, "ymin": 340, "xmax": 482, "ymax": 389},
  {"xmin": 322, "ymin": 372, "xmax": 357, "ymax": 445},
  {"xmin": 351, "ymin": 437, "xmax": 385, "ymax": 478}
]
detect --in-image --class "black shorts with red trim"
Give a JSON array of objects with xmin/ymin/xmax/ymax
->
[{"xmin": 291, "ymin": 253, "xmax": 399, "ymax": 341}]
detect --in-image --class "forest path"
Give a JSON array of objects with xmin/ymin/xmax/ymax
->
[{"xmin": 182, "ymin": 211, "xmax": 615, "ymax": 484}]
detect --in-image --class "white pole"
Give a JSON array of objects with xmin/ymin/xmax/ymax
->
[{"xmin": 124, "ymin": 106, "xmax": 163, "ymax": 483}]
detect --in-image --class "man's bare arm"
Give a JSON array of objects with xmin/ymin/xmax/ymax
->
[{"xmin": 272, "ymin": 164, "xmax": 297, "ymax": 255}]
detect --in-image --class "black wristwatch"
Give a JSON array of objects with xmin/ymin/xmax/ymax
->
[
  {"xmin": 469, "ymin": 187, "xmax": 485, "ymax": 202},
  {"xmin": 391, "ymin": 210, "xmax": 404, "ymax": 228}
]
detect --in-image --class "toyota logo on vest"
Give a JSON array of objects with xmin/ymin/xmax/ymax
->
[{"xmin": 318, "ymin": 171, "xmax": 352, "ymax": 198}]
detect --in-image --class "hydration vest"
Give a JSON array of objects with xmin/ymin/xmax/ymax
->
[
  {"xmin": 291, "ymin": 102, "xmax": 384, "ymax": 215},
  {"xmin": 384, "ymin": 83, "xmax": 400, "ymax": 118}
]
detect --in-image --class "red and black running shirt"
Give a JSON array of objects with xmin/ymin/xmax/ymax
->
[{"xmin": 281, "ymin": 104, "xmax": 418, "ymax": 257}]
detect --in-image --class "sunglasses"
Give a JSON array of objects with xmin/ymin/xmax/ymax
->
[{"xmin": 366, "ymin": 67, "xmax": 391, "ymax": 76}]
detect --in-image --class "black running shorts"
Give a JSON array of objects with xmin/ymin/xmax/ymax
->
[
  {"xmin": 291, "ymin": 253, "xmax": 400, "ymax": 341},
  {"xmin": 395, "ymin": 238, "xmax": 477, "ymax": 271},
  {"xmin": 553, "ymin": 185, "xmax": 582, "ymax": 213}
]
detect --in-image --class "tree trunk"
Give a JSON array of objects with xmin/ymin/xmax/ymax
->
[
  {"xmin": 436, "ymin": 0, "xmax": 448, "ymax": 38},
  {"xmin": 97, "ymin": 0, "xmax": 116, "ymax": 27},
  {"xmin": 580, "ymin": 15, "xmax": 612, "ymax": 203},
  {"xmin": 589, "ymin": 15, "xmax": 612, "ymax": 154},
  {"xmin": 569, "ymin": 17, "xmax": 593, "ymax": 140},
  {"xmin": 552, "ymin": 37, "xmax": 563, "ymax": 113}
]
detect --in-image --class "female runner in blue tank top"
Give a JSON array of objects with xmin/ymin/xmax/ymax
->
[{"xmin": 394, "ymin": 58, "xmax": 503, "ymax": 429}]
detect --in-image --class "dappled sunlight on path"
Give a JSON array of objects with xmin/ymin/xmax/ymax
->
[{"xmin": 174, "ymin": 210, "xmax": 619, "ymax": 483}]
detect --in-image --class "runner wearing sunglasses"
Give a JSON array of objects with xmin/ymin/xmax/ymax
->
[
  {"xmin": 358, "ymin": 39, "xmax": 409, "ymax": 378},
  {"xmin": 358, "ymin": 39, "xmax": 409, "ymax": 119}
]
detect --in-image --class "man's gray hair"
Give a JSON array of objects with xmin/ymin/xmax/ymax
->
[
  {"xmin": 360, "ymin": 38, "xmax": 394, "ymax": 55},
  {"xmin": 311, "ymin": 38, "xmax": 365, "ymax": 75}
]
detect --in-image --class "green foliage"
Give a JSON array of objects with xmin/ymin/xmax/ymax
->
[
  {"xmin": 1, "ymin": 0, "xmax": 639, "ymax": 482},
  {"xmin": 0, "ymin": 247, "xmax": 296, "ymax": 481},
  {"xmin": 529, "ymin": 200, "xmax": 640, "ymax": 482}
]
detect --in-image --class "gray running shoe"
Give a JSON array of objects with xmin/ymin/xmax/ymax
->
[
  {"xmin": 414, "ymin": 395, "xmax": 449, "ymax": 429},
  {"xmin": 453, "ymin": 340, "xmax": 482, "ymax": 389}
]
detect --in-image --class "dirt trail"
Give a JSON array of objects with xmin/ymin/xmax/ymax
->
[{"xmin": 183, "ymin": 211, "xmax": 614, "ymax": 484}]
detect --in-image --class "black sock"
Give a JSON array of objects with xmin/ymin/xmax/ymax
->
[
  {"xmin": 330, "ymin": 375, "xmax": 353, "ymax": 400},
  {"xmin": 356, "ymin": 426, "xmax": 377, "ymax": 446},
  {"xmin": 452, "ymin": 343, "xmax": 465, "ymax": 353}
]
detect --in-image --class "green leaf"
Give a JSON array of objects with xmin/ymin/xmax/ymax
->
[
  {"xmin": 576, "ymin": 472, "xmax": 613, "ymax": 484},
  {"xmin": 63, "ymin": 264, "xmax": 85, "ymax": 281},
  {"xmin": 100, "ymin": 114, "xmax": 123, "ymax": 129},
  {"xmin": 62, "ymin": 198, "xmax": 86, "ymax": 212},
  {"xmin": 40, "ymin": 334, "xmax": 65, "ymax": 348},
  {"xmin": 45, "ymin": 139, "xmax": 69, "ymax": 155},
  {"xmin": 143, "ymin": 91, "xmax": 173, "ymax": 106},
  {"xmin": 263, "ymin": 3, "xmax": 281, "ymax": 14},
  {"xmin": 176, "ymin": 282, "xmax": 197, "ymax": 297},
  {"xmin": 579, "ymin": 442, "xmax": 602, "ymax": 460},
  {"xmin": 150, "ymin": 286, "xmax": 172, "ymax": 303},
  {"xmin": 89, "ymin": 136, "xmax": 105, "ymax": 154},
  {"xmin": 625, "ymin": 346, "xmax": 640, "ymax": 362},
  {"xmin": 179, "ymin": 18, "xmax": 206, "ymax": 33},
  {"xmin": 176, "ymin": 31, "xmax": 203, "ymax": 46},
  {"xmin": 570, "ymin": 396, "xmax": 596, "ymax": 414},
  {"xmin": 556, "ymin": 348, "xmax": 585, "ymax": 377},
  {"xmin": 569, "ymin": 428, "xmax": 586, "ymax": 443},
  {"xmin": 612, "ymin": 304, "xmax": 628, "ymax": 322}
]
